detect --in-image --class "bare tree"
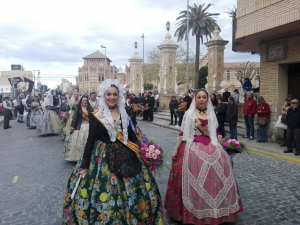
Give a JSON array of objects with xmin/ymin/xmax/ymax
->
[
  {"xmin": 143, "ymin": 46, "xmax": 195, "ymax": 86},
  {"xmin": 235, "ymin": 61, "xmax": 259, "ymax": 85}
]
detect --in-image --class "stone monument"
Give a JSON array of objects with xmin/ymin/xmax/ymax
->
[
  {"xmin": 204, "ymin": 27, "xmax": 229, "ymax": 93},
  {"xmin": 157, "ymin": 21, "xmax": 179, "ymax": 109},
  {"xmin": 128, "ymin": 41, "xmax": 144, "ymax": 94},
  {"xmin": 116, "ymin": 66, "xmax": 125, "ymax": 85}
]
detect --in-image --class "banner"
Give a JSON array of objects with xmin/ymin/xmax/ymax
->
[
  {"xmin": 23, "ymin": 77, "xmax": 35, "ymax": 94},
  {"xmin": 8, "ymin": 77, "xmax": 23, "ymax": 88}
]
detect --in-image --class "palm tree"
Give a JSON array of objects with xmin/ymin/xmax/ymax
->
[{"xmin": 175, "ymin": 3, "xmax": 220, "ymax": 89}]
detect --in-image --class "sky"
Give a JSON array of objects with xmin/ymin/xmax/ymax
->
[{"xmin": 0, "ymin": 0, "xmax": 259, "ymax": 89}]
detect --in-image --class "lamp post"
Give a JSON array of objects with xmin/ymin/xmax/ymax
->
[
  {"xmin": 34, "ymin": 70, "xmax": 40, "ymax": 96},
  {"xmin": 141, "ymin": 33, "xmax": 144, "ymax": 66},
  {"xmin": 101, "ymin": 45, "xmax": 106, "ymax": 79},
  {"xmin": 186, "ymin": 0, "xmax": 189, "ymax": 93}
]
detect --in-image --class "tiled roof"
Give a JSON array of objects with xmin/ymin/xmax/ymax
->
[{"xmin": 83, "ymin": 50, "xmax": 112, "ymax": 62}]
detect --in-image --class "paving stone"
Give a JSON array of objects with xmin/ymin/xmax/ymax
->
[{"xmin": 1, "ymin": 120, "xmax": 300, "ymax": 224}]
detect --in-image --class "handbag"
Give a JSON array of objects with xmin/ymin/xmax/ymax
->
[
  {"xmin": 275, "ymin": 115, "xmax": 287, "ymax": 129},
  {"xmin": 257, "ymin": 117, "xmax": 267, "ymax": 126},
  {"xmin": 132, "ymin": 104, "xmax": 139, "ymax": 112},
  {"xmin": 281, "ymin": 114, "xmax": 287, "ymax": 124},
  {"xmin": 174, "ymin": 109, "xmax": 178, "ymax": 117}
]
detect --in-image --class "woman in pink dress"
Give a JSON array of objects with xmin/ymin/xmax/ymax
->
[{"xmin": 165, "ymin": 89, "xmax": 243, "ymax": 225}]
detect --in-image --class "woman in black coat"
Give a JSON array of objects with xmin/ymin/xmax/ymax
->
[{"xmin": 215, "ymin": 97, "xmax": 227, "ymax": 138}]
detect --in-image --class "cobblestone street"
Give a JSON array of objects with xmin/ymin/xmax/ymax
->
[{"xmin": 1, "ymin": 120, "xmax": 300, "ymax": 225}]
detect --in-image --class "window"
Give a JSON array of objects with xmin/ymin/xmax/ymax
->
[
  {"xmin": 226, "ymin": 70, "xmax": 230, "ymax": 80},
  {"xmin": 257, "ymin": 69, "xmax": 260, "ymax": 75},
  {"xmin": 98, "ymin": 73, "xmax": 101, "ymax": 81},
  {"xmin": 87, "ymin": 73, "xmax": 89, "ymax": 81}
]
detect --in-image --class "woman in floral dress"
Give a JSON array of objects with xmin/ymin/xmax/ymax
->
[
  {"xmin": 165, "ymin": 89, "xmax": 243, "ymax": 225},
  {"xmin": 62, "ymin": 79, "xmax": 164, "ymax": 225},
  {"xmin": 64, "ymin": 95, "xmax": 91, "ymax": 161},
  {"xmin": 36, "ymin": 91, "xmax": 61, "ymax": 135},
  {"xmin": 27, "ymin": 96, "xmax": 42, "ymax": 129}
]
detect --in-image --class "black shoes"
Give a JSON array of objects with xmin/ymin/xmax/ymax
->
[
  {"xmin": 283, "ymin": 150, "xmax": 293, "ymax": 153},
  {"xmin": 294, "ymin": 152, "xmax": 300, "ymax": 156},
  {"xmin": 242, "ymin": 136, "xmax": 248, "ymax": 138},
  {"xmin": 256, "ymin": 140, "xmax": 265, "ymax": 143},
  {"xmin": 169, "ymin": 123, "xmax": 173, "ymax": 125}
]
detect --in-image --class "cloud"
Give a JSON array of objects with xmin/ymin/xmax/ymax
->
[{"xmin": 0, "ymin": 0, "xmax": 259, "ymax": 88}]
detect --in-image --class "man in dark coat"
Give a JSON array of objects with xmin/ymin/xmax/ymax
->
[
  {"xmin": 215, "ymin": 97, "xmax": 227, "ymax": 138},
  {"xmin": 183, "ymin": 93, "xmax": 192, "ymax": 110},
  {"xmin": 226, "ymin": 96, "xmax": 238, "ymax": 140},
  {"xmin": 142, "ymin": 93, "xmax": 149, "ymax": 121},
  {"xmin": 284, "ymin": 99, "xmax": 300, "ymax": 156},
  {"xmin": 147, "ymin": 92, "xmax": 155, "ymax": 122}
]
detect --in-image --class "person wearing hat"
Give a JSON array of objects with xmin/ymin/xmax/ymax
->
[
  {"xmin": 284, "ymin": 99, "xmax": 300, "ymax": 156},
  {"xmin": 256, "ymin": 96, "xmax": 271, "ymax": 142},
  {"xmin": 280, "ymin": 96, "xmax": 292, "ymax": 146}
]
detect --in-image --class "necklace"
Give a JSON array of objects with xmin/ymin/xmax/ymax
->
[
  {"xmin": 109, "ymin": 105, "xmax": 117, "ymax": 111},
  {"xmin": 197, "ymin": 107, "xmax": 207, "ymax": 115}
]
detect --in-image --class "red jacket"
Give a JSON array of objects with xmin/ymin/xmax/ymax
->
[
  {"xmin": 257, "ymin": 102, "xmax": 271, "ymax": 119},
  {"xmin": 243, "ymin": 97, "xmax": 257, "ymax": 116}
]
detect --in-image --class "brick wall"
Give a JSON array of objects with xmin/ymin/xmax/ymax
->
[
  {"xmin": 259, "ymin": 34, "xmax": 300, "ymax": 140},
  {"xmin": 236, "ymin": 0, "xmax": 299, "ymax": 38}
]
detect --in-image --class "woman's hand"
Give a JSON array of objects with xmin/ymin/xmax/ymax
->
[
  {"xmin": 218, "ymin": 135, "xmax": 223, "ymax": 144},
  {"xmin": 172, "ymin": 148, "xmax": 178, "ymax": 160},
  {"xmin": 79, "ymin": 169, "xmax": 87, "ymax": 179}
]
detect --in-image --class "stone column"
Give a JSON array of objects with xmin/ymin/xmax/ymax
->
[
  {"xmin": 204, "ymin": 27, "xmax": 229, "ymax": 93},
  {"xmin": 128, "ymin": 43, "xmax": 143, "ymax": 94},
  {"xmin": 116, "ymin": 66, "xmax": 125, "ymax": 85},
  {"xmin": 157, "ymin": 21, "xmax": 179, "ymax": 109}
]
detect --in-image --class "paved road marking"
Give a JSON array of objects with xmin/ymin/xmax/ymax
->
[
  {"xmin": 246, "ymin": 173, "xmax": 256, "ymax": 178},
  {"xmin": 12, "ymin": 176, "xmax": 18, "ymax": 183}
]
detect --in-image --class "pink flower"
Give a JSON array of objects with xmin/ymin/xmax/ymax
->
[
  {"xmin": 227, "ymin": 139, "xmax": 231, "ymax": 143},
  {"xmin": 236, "ymin": 144, "xmax": 242, "ymax": 149},
  {"xmin": 145, "ymin": 148, "xmax": 149, "ymax": 152},
  {"xmin": 150, "ymin": 164, "xmax": 157, "ymax": 171},
  {"xmin": 149, "ymin": 145, "xmax": 155, "ymax": 151},
  {"xmin": 223, "ymin": 142, "xmax": 228, "ymax": 147},
  {"xmin": 152, "ymin": 154, "xmax": 157, "ymax": 160},
  {"xmin": 155, "ymin": 149, "xmax": 161, "ymax": 155},
  {"xmin": 149, "ymin": 149, "xmax": 154, "ymax": 154},
  {"xmin": 97, "ymin": 157, "xmax": 102, "ymax": 164},
  {"xmin": 153, "ymin": 143, "xmax": 159, "ymax": 149},
  {"xmin": 63, "ymin": 208, "xmax": 69, "ymax": 216},
  {"xmin": 146, "ymin": 153, "xmax": 151, "ymax": 158},
  {"xmin": 141, "ymin": 142, "xmax": 148, "ymax": 150}
]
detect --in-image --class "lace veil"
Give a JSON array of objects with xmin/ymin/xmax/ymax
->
[
  {"xmin": 181, "ymin": 89, "xmax": 219, "ymax": 147},
  {"xmin": 98, "ymin": 79, "xmax": 129, "ymax": 144},
  {"xmin": 42, "ymin": 91, "xmax": 53, "ymax": 107}
]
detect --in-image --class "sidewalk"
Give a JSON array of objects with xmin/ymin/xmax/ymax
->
[
  {"xmin": 0, "ymin": 116, "xmax": 3, "ymax": 126},
  {"xmin": 137, "ymin": 110, "xmax": 300, "ymax": 164}
]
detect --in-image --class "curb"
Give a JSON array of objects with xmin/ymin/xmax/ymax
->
[
  {"xmin": 139, "ymin": 119, "xmax": 300, "ymax": 165},
  {"xmin": 246, "ymin": 147, "xmax": 300, "ymax": 164}
]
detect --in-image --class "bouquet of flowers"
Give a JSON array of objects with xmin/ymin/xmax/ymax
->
[
  {"xmin": 222, "ymin": 139, "xmax": 246, "ymax": 166},
  {"xmin": 140, "ymin": 140, "xmax": 164, "ymax": 172},
  {"xmin": 60, "ymin": 112, "xmax": 68, "ymax": 121}
]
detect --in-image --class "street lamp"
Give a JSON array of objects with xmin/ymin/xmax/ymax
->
[
  {"xmin": 141, "ymin": 33, "xmax": 144, "ymax": 66},
  {"xmin": 186, "ymin": 0, "xmax": 190, "ymax": 92},
  {"xmin": 166, "ymin": 21, "xmax": 170, "ymax": 31},
  {"xmin": 101, "ymin": 45, "xmax": 106, "ymax": 79},
  {"xmin": 34, "ymin": 70, "xmax": 40, "ymax": 96}
]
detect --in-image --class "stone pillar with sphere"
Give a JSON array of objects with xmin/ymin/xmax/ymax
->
[
  {"xmin": 204, "ymin": 27, "xmax": 229, "ymax": 93},
  {"xmin": 157, "ymin": 21, "xmax": 179, "ymax": 109},
  {"xmin": 129, "ymin": 41, "xmax": 143, "ymax": 94}
]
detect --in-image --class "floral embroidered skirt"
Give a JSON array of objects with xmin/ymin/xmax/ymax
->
[
  {"xmin": 36, "ymin": 109, "xmax": 61, "ymax": 134},
  {"xmin": 164, "ymin": 141, "xmax": 243, "ymax": 225},
  {"xmin": 64, "ymin": 121, "xmax": 89, "ymax": 161},
  {"xmin": 27, "ymin": 109, "xmax": 42, "ymax": 128},
  {"xmin": 62, "ymin": 140, "xmax": 165, "ymax": 225}
]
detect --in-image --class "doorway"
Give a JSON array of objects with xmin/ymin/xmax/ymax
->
[{"xmin": 288, "ymin": 63, "xmax": 300, "ymax": 99}]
